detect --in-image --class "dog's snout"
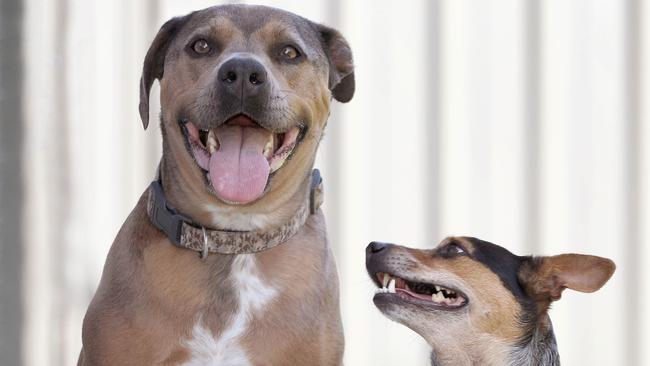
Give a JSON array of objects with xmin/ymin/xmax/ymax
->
[
  {"xmin": 367, "ymin": 242, "xmax": 390, "ymax": 255},
  {"xmin": 218, "ymin": 57, "xmax": 267, "ymax": 89}
]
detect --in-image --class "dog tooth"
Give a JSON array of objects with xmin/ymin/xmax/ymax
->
[
  {"xmin": 432, "ymin": 292, "xmax": 445, "ymax": 302},
  {"xmin": 207, "ymin": 130, "xmax": 218, "ymax": 154},
  {"xmin": 263, "ymin": 136, "xmax": 273, "ymax": 158},
  {"xmin": 388, "ymin": 279, "xmax": 396, "ymax": 293},
  {"xmin": 382, "ymin": 273, "xmax": 390, "ymax": 288},
  {"xmin": 434, "ymin": 285, "xmax": 442, "ymax": 292}
]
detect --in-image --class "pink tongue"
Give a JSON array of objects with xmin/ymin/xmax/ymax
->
[{"xmin": 209, "ymin": 125, "xmax": 271, "ymax": 204}]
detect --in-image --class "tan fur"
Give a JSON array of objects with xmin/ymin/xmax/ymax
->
[
  {"xmin": 382, "ymin": 243, "xmax": 522, "ymax": 365},
  {"xmin": 80, "ymin": 5, "xmax": 352, "ymax": 365}
]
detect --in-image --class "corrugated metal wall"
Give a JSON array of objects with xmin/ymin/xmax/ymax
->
[{"xmin": 14, "ymin": 0, "xmax": 649, "ymax": 365}]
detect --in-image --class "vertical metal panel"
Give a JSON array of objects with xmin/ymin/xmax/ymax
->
[
  {"xmin": 23, "ymin": 0, "xmax": 60, "ymax": 363},
  {"xmin": 524, "ymin": 0, "xmax": 541, "ymax": 253},
  {"xmin": 51, "ymin": 1, "xmax": 70, "ymax": 364},
  {"xmin": 425, "ymin": 0, "xmax": 442, "ymax": 246},
  {"xmin": 624, "ymin": 0, "xmax": 642, "ymax": 364},
  {"xmin": 0, "ymin": 0, "xmax": 24, "ymax": 365},
  {"xmin": 638, "ymin": 0, "xmax": 650, "ymax": 364}
]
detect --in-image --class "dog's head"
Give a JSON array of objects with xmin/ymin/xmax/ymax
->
[
  {"xmin": 139, "ymin": 5, "xmax": 353, "ymax": 227},
  {"xmin": 365, "ymin": 237, "xmax": 615, "ymax": 363}
]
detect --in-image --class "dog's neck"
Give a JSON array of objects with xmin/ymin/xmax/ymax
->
[
  {"xmin": 508, "ymin": 318, "xmax": 560, "ymax": 366},
  {"xmin": 428, "ymin": 318, "xmax": 560, "ymax": 366},
  {"xmin": 158, "ymin": 145, "xmax": 310, "ymax": 232}
]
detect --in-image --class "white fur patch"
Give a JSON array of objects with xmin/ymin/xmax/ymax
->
[
  {"xmin": 203, "ymin": 204, "xmax": 292, "ymax": 231},
  {"xmin": 182, "ymin": 255, "xmax": 277, "ymax": 365}
]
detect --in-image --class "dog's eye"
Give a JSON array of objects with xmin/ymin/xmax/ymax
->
[
  {"xmin": 448, "ymin": 244, "xmax": 465, "ymax": 254},
  {"xmin": 192, "ymin": 39, "xmax": 211, "ymax": 54},
  {"xmin": 280, "ymin": 45, "xmax": 301, "ymax": 60},
  {"xmin": 440, "ymin": 243, "xmax": 465, "ymax": 256}
]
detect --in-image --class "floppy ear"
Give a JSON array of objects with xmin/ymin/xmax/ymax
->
[
  {"xmin": 317, "ymin": 24, "xmax": 355, "ymax": 103},
  {"xmin": 519, "ymin": 254, "xmax": 615, "ymax": 303},
  {"xmin": 139, "ymin": 15, "xmax": 190, "ymax": 129}
]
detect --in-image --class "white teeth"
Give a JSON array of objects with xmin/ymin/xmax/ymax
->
[
  {"xmin": 270, "ymin": 156, "xmax": 288, "ymax": 173},
  {"xmin": 434, "ymin": 285, "xmax": 442, "ymax": 292},
  {"xmin": 207, "ymin": 130, "xmax": 218, "ymax": 154},
  {"xmin": 375, "ymin": 274, "xmax": 397, "ymax": 295},
  {"xmin": 263, "ymin": 135, "xmax": 274, "ymax": 159},
  {"xmin": 382, "ymin": 273, "xmax": 391, "ymax": 288},
  {"xmin": 388, "ymin": 279, "xmax": 396, "ymax": 293},
  {"xmin": 432, "ymin": 292, "xmax": 445, "ymax": 302}
]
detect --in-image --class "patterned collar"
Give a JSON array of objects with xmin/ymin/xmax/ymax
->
[{"xmin": 146, "ymin": 169, "xmax": 323, "ymax": 258}]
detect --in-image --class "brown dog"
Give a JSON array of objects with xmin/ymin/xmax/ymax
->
[{"xmin": 79, "ymin": 5, "xmax": 354, "ymax": 365}]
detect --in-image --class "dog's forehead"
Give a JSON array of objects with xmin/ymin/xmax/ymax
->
[
  {"xmin": 183, "ymin": 5, "xmax": 322, "ymax": 47},
  {"xmin": 457, "ymin": 237, "xmax": 529, "ymax": 300}
]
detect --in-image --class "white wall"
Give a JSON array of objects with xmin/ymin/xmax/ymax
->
[{"xmin": 20, "ymin": 0, "xmax": 648, "ymax": 365}]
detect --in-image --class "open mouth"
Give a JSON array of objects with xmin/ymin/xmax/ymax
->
[
  {"xmin": 373, "ymin": 272, "xmax": 467, "ymax": 309},
  {"xmin": 181, "ymin": 114, "xmax": 304, "ymax": 204}
]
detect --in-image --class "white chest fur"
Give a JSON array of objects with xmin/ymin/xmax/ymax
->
[{"xmin": 181, "ymin": 255, "xmax": 277, "ymax": 366}]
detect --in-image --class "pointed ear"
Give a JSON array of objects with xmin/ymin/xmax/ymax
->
[
  {"xmin": 317, "ymin": 24, "xmax": 355, "ymax": 103},
  {"xmin": 519, "ymin": 254, "xmax": 616, "ymax": 303},
  {"xmin": 139, "ymin": 15, "xmax": 190, "ymax": 129}
]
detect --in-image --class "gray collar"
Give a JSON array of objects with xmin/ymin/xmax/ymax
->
[{"xmin": 146, "ymin": 169, "xmax": 323, "ymax": 258}]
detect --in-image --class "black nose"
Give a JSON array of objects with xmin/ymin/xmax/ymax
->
[
  {"xmin": 367, "ymin": 241, "xmax": 389, "ymax": 255},
  {"xmin": 218, "ymin": 57, "xmax": 267, "ymax": 89}
]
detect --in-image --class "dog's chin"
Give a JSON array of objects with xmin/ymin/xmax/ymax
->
[
  {"xmin": 372, "ymin": 299, "xmax": 437, "ymax": 332},
  {"xmin": 179, "ymin": 114, "xmax": 306, "ymax": 205},
  {"xmin": 373, "ymin": 296, "xmax": 467, "ymax": 334}
]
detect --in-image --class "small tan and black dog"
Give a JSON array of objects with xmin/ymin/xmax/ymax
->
[
  {"xmin": 366, "ymin": 237, "xmax": 615, "ymax": 366},
  {"xmin": 79, "ymin": 5, "xmax": 353, "ymax": 366}
]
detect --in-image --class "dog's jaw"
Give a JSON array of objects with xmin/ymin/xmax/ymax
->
[
  {"xmin": 159, "ymin": 109, "xmax": 319, "ymax": 231},
  {"xmin": 180, "ymin": 115, "xmax": 306, "ymax": 205}
]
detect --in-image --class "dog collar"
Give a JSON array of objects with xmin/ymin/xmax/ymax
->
[{"xmin": 146, "ymin": 169, "xmax": 323, "ymax": 257}]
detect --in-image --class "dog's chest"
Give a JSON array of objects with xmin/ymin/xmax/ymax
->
[{"xmin": 180, "ymin": 255, "xmax": 277, "ymax": 366}]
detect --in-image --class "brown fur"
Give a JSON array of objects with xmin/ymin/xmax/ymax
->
[
  {"xmin": 518, "ymin": 253, "xmax": 615, "ymax": 315},
  {"xmin": 80, "ymin": 5, "xmax": 353, "ymax": 365}
]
